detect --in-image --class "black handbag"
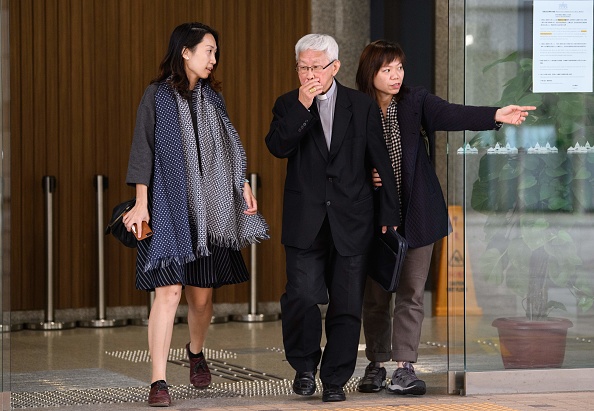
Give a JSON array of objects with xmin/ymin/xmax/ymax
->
[
  {"xmin": 368, "ymin": 227, "xmax": 408, "ymax": 292},
  {"xmin": 105, "ymin": 198, "xmax": 139, "ymax": 248}
]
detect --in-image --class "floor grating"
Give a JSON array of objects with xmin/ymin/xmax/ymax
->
[
  {"xmin": 105, "ymin": 346, "xmax": 238, "ymax": 363},
  {"xmin": 11, "ymin": 384, "xmax": 239, "ymax": 409},
  {"xmin": 176, "ymin": 357, "xmax": 286, "ymax": 382},
  {"xmin": 10, "ymin": 375, "xmax": 369, "ymax": 408},
  {"xmin": 10, "ymin": 369, "xmax": 145, "ymax": 393}
]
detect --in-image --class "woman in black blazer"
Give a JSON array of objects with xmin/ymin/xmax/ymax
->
[{"xmin": 354, "ymin": 40, "xmax": 535, "ymax": 396}]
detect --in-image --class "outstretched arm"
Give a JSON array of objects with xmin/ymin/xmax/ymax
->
[{"xmin": 495, "ymin": 105, "xmax": 536, "ymax": 125}]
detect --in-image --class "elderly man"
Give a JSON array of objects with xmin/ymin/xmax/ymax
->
[{"xmin": 265, "ymin": 34, "xmax": 400, "ymax": 402}]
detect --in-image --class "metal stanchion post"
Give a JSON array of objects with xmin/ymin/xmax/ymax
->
[
  {"xmin": 129, "ymin": 293, "xmax": 182, "ymax": 326},
  {"xmin": 130, "ymin": 291, "xmax": 155, "ymax": 326},
  {"xmin": 27, "ymin": 176, "xmax": 76, "ymax": 330},
  {"xmin": 232, "ymin": 173, "xmax": 279, "ymax": 322},
  {"xmin": 79, "ymin": 175, "xmax": 127, "ymax": 328}
]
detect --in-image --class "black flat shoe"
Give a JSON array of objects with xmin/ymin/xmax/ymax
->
[
  {"xmin": 292, "ymin": 370, "xmax": 317, "ymax": 395},
  {"xmin": 322, "ymin": 383, "xmax": 345, "ymax": 402}
]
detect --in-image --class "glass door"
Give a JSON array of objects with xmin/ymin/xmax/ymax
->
[
  {"xmin": 448, "ymin": 0, "xmax": 594, "ymax": 395},
  {"xmin": 0, "ymin": 0, "xmax": 8, "ymax": 397}
]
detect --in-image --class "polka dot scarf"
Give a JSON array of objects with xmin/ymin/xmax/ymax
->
[{"xmin": 146, "ymin": 80, "xmax": 269, "ymax": 271}]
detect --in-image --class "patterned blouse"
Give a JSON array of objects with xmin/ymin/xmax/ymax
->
[{"xmin": 380, "ymin": 96, "xmax": 403, "ymax": 198}]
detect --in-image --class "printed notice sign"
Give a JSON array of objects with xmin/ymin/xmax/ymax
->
[{"xmin": 533, "ymin": 0, "xmax": 593, "ymax": 93}]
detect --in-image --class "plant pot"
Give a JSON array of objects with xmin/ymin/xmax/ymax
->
[{"xmin": 492, "ymin": 317, "xmax": 573, "ymax": 369}]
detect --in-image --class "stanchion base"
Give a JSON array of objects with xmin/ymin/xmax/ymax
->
[
  {"xmin": 231, "ymin": 313, "xmax": 280, "ymax": 322},
  {"xmin": 129, "ymin": 318, "xmax": 149, "ymax": 326},
  {"xmin": 178, "ymin": 315, "xmax": 229, "ymax": 324},
  {"xmin": 129, "ymin": 317, "xmax": 182, "ymax": 327},
  {"xmin": 210, "ymin": 315, "xmax": 229, "ymax": 324},
  {"xmin": 77, "ymin": 319, "xmax": 128, "ymax": 328},
  {"xmin": 1, "ymin": 323, "xmax": 24, "ymax": 333},
  {"xmin": 26, "ymin": 321, "xmax": 77, "ymax": 331}
]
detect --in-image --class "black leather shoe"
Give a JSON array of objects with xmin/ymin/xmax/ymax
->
[
  {"xmin": 292, "ymin": 370, "xmax": 316, "ymax": 395},
  {"xmin": 322, "ymin": 383, "xmax": 346, "ymax": 402}
]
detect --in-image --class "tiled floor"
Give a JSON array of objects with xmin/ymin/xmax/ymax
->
[{"xmin": 6, "ymin": 314, "xmax": 594, "ymax": 410}]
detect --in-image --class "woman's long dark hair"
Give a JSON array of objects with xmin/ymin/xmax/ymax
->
[
  {"xmin": 152, "ymin": 22, "xmax": 221, "ymax": 97},
  {"xmin": 356, "ymin": 40, "xmax": 407, "ymax": 103}
]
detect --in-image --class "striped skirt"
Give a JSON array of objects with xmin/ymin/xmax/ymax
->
[{"xmin": 135, "ymin": 237, "xmax": 249, "ymax": 291}]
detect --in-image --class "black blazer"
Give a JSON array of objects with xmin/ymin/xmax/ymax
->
[
  {"xmin": 265, "ymin": 81, "xmax": 400, "ymax": 256},
  {"xmin": 398, "ymin": 86, "xmax": 499, "ymax": 248}
]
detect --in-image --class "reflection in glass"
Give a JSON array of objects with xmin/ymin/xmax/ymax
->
[{"xmin": 455, "ymin": 0, "xmax": 594, "ymax": 373}]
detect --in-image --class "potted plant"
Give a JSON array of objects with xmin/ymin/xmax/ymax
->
[{"xmin": 469, "ymin": 52, "xmax": 594, "ymax": 369}]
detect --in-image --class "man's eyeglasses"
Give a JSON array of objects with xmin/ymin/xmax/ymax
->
[{"xmin": 295, "ymin": 60, "xmax": 335, "ymax": 74}]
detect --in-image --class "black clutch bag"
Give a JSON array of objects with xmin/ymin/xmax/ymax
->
[
  {"xmin": 105, "ymin": 198, "xmax": 152, "ymax": 248},
  {"xmin": 368, "ymin": 227, "xmax": 408, "ymax": 292}
]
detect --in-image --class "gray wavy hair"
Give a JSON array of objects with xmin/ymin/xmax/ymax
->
[{"xmin": 295, "ymin": 34, "xmax": 339, "ymax": 62}]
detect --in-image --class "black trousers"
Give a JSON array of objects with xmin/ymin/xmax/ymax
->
[{"xmin": 281, "ymin": 217, "xmax": 367, "ymax": 386}]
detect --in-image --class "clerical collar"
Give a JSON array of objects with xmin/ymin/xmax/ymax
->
[{"xmin": 316, "ymin": 79, "xmax": 336, "ymax": 101}]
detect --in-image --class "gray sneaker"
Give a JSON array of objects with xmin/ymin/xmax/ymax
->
[
  {"xmin": 357, "ymin": 362, "xmax": 387, "ymax": 393},
  {"xmin": 387, "ymin": 362, "xmax": 426, "ymax": 395}
]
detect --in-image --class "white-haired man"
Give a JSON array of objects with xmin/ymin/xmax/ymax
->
[{"xmin": 265, "ymin": 34, "xmax": 400, "ymax": 402}]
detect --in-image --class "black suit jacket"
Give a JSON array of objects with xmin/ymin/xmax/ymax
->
[
  {"xmin": 398, "ymin": 86, "xmax": 499, "ymax": 248},
  {"xmin": 265, "ymin": 81, "xmax": 400, "ymax": 256}
]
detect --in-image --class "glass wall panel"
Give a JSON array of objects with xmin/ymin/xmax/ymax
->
[
  {"xmin": 456, "ymin": 0, "xmax": 594, "ymax": 377},
  {"xmin": 0, "ymin": 0, "xmax": 7, "ymax": 395}
]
